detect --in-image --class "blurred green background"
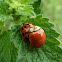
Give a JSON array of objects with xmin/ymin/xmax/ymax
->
[{"xmin": 41, "ymin": 0, "xmax": 62, "ymax": 47}]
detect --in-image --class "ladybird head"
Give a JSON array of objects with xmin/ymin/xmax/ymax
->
[{"xmin": 30, "ymin": 26, "xmax": 41, "ymax": 32}]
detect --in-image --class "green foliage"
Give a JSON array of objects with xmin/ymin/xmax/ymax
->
[
  {"xmin": 0, "ymin": 32, "xmax": 11, "ymax": 62},
  {"xmin": 9, "ymin": 1, "xmax": 36, "ymax": 16},
  {"xmin": 13, "ymin": 0, "xmax": 37, "ymax": 4},
  {"xmin": 33, "ymin": 0, "xmax": 41, "ymax": 14},
  {"xmin": 0, "ymin": 21, "xmax": 3, "ymax": 30},
  {"xmin": 0, "ymin": 0, "xmax": 36, "ymax": 33},
  {"xmin": 0, "ymin": 0, "xmax": 13, "ymax": 22},
  {"xmin": 0, "ymin": 0, "xmax": 62, "ymax": 62}
]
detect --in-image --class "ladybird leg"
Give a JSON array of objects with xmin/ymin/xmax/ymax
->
[
  {"xmin": 29, "ymin": 46, "xmax": 33, "ymax": 50},
  {"xmin": 28, "ymin": 44, "xmax": 33, "ymax": 50},
  {"xmin": 25, "ymin": 41, "xmax": 29, "ymax": 45}
]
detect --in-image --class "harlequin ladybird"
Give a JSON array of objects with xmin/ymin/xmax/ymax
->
[
  {"xmin": 21, "ymin": 23, "xmax": 34, "ymax": 42},
  {"xmin": 29, "ymin": 26, "xmax": 46, "ymax": 48}
]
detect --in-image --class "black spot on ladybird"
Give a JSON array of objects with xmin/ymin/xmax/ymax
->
[
  {"xmin": 22, "ymin": 28, "xmax": 23, "ymax": 30},
  {"xmin": 22, "ymin": 33, "xmax": 24, "ymax": 36},
  {"xmin": 24, "ymin": 26, "xmax": 26, "ymax": 28}
]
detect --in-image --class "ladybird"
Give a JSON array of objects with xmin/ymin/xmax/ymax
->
[
  {"xmin": 29, "ymin": 26, "xmax": 46, "ymax": 48},
  {"xmin": 21, "ymin": 23, "xmax": 34, "ymax": 42}
]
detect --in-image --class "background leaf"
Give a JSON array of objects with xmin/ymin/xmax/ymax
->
[
  {"xmin": 0, "ymin": 21, "xmax": 3, "ymax": 30},
  {"xmin": 0, "ymin": 32, "xmax": 11, "ymax": 62},
  {"xmin": 13, "ymin": 0, "xmax": 38, "ymax": 4},
  {"xmin": 33, "ymin": 0, "xmax": 41, "ymax": 14},
  {"xmin": 0, "ymin": 0, "xmax": 13, "ymax": 22},
  {"xmin": 9, "ymin": 1, "xmax": 36, "ymax": 17}
]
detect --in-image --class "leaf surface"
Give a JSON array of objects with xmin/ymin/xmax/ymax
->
[
  {"xmin": 0, "ymin": 0, "xmax": 13, "ymax": 22},
  {"xmin": 0, "ymin": 32, "xmax": 11, "ymax": 62}
]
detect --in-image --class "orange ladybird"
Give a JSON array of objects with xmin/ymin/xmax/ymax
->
[
  {"xmin": 21, "ymin": 23, "xmax": 34, "ymax": 42},
  {"xmin": 29, "ymin": 26, "xmax": 46, "ymax": 48}
]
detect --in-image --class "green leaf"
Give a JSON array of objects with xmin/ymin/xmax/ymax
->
[
  {"xmin": 9, "ymin": 1, "xmax": 36, "ymax": 17},
  {"xmin": 0, "ymin": 21, "xmax": 4, "ymax": 30},
  {"xmin": 10, "ymin": 15, "xmax": 62, "ymax": 62},
  {"xmin": 0, "ymin": 0, "xmax": 13, "ymax": 22},
  {"xmin": 10, "ymin": 42, "xmax": 18, "ymax": 62},
  {"xmin": 10, "ymin": 25, "xmax": 21, "ymax": 47},
  {"xmin": 13, "ymin": 0, "xmax": 38, "ymax": 4},
  {"xmin": 0, "ymin": 31, "xmax": 11, "ymax": 62},
  {"xmin": 16, "ymin": 5, "xmax": 35, "ymax": 16},
  {"xmin": 33, "ymin": 0, "xmax": 41, "ymax": 14},
  {"xmin": 10, "ymin": 25, "xmax": 21, "ymax": 62},
  {"xmin": 0, "ymin": 0, "xmax": 13, "ymax": 33}
]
